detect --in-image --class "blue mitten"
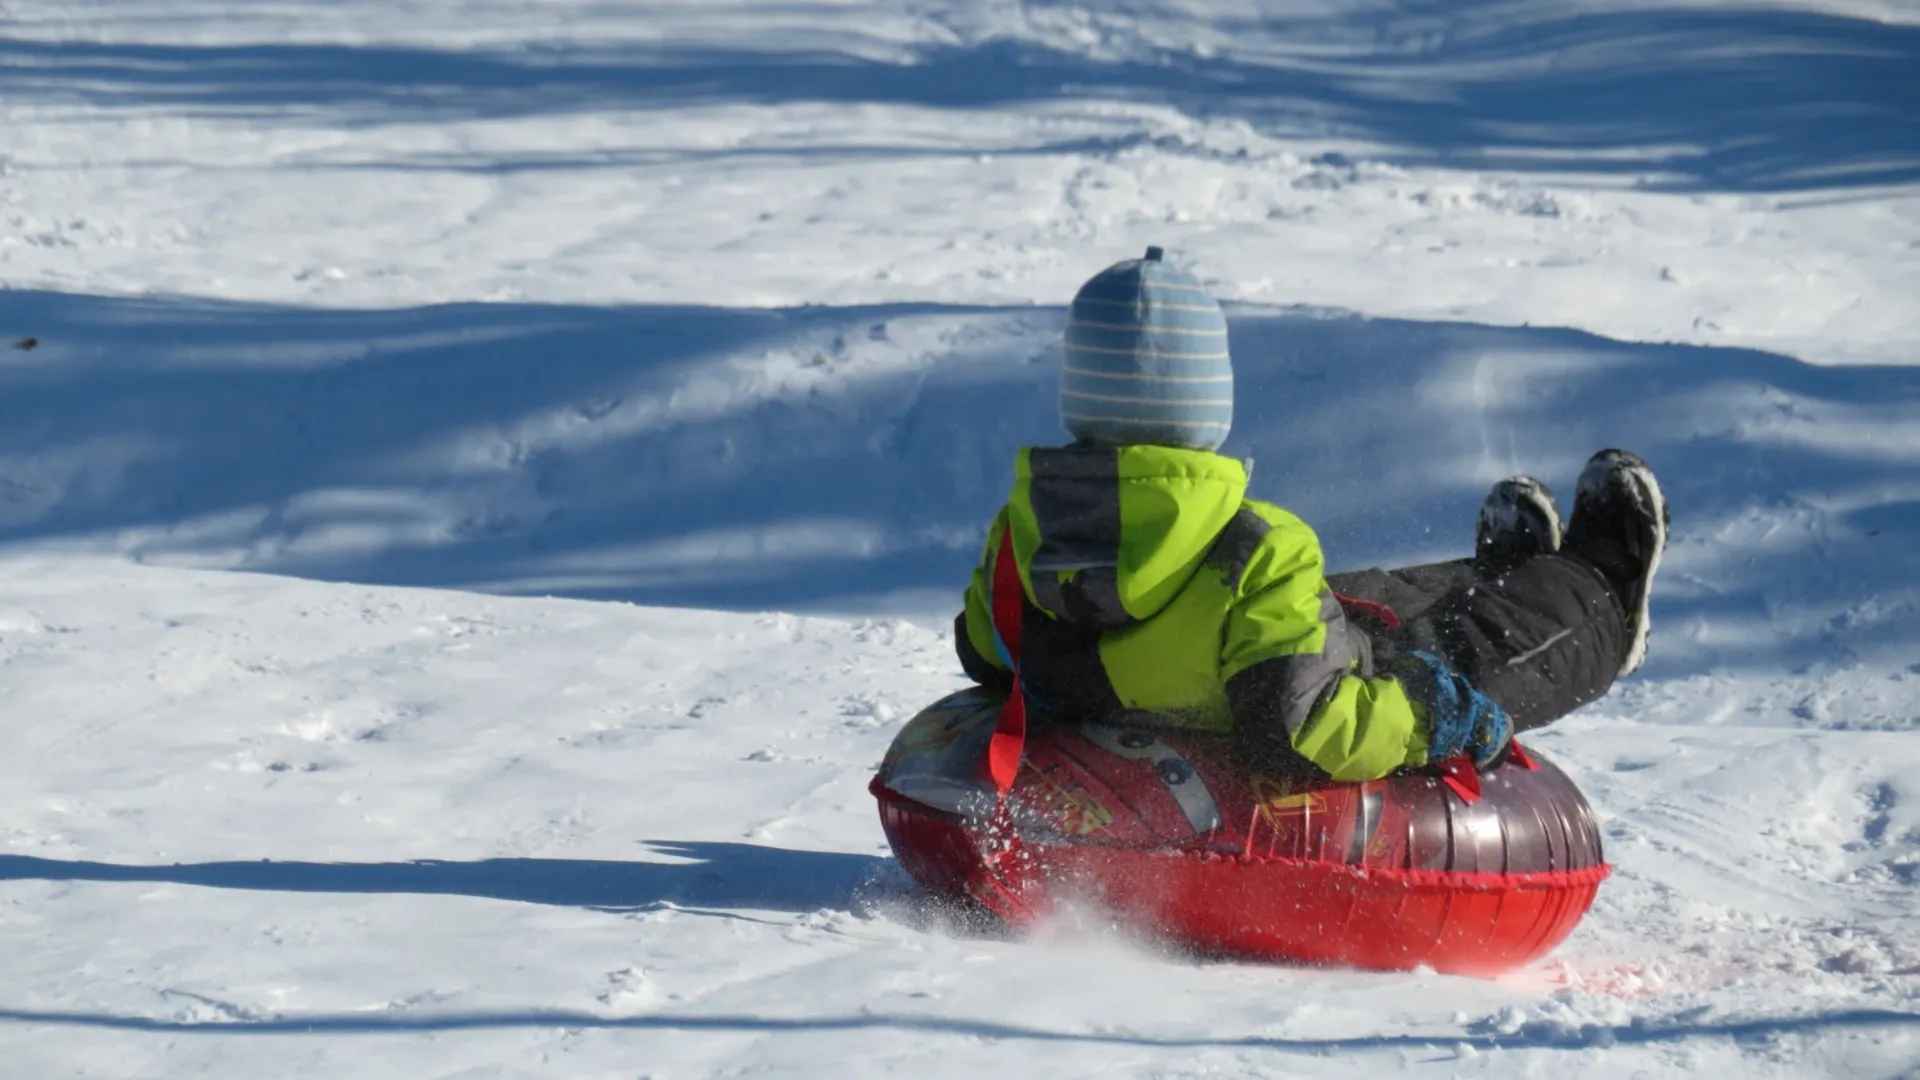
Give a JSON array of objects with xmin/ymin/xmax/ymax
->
[{"xmin": 1396, "ymin": 650, "xmax": 1513, "ymax": 770}]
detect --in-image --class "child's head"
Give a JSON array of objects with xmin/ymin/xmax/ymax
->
[{"xmin": 1060, "ymin": 247, "xmax": 1233, "ymax": 452}]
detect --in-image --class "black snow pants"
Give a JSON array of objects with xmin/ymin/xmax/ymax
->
[{"xmin": 1327, "ymin": 552, "xmax": 1632, "ymax": 734}]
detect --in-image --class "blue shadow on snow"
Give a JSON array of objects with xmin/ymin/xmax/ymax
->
[
  {"xmin": 3, "ymin": 289, "xmax": 1919, "ymax": 676},
  {"xmin": 0, "ymin": 1000, "xmax": 1912, "ymax": 1052},
  {"xmin": 0, "ymin": 843, "xmax": 888, "ymax": 914},
  {"xmin": 1, "ymin": 5, "xmax": 1915, "ymax": 192}
]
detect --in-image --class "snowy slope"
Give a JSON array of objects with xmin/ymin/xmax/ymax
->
[
  {"xmin": 1, "ymin": 560, "xmax": 1914, "ymax": 1079},
  {"xmin": 5, "ymin": 0, "xmax": 1916, "ymax": 364},
  {"xmin": 1, "ymin": 1, "xmax": 1917, "ymax": 1077}
]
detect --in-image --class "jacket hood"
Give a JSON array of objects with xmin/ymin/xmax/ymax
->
[{"xmin": 1006, "ymin": 444, "xmax": 1247, "ymax": 628}]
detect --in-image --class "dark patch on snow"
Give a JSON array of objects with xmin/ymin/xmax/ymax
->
[
  {"xmin": 0, "ymin": 842, "xmax": 894, "ymax": 915},
  {"xmin": 1863, "ymin": 782, "xmax": 1897, "ymax": 845}
]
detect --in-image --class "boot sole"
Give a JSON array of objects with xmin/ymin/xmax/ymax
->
[
  {"xmin": 1477, "ymin": 477, "xmax": 1563, "ymax": 558},
  {"xmin": 1577, "ymin": 455, "xmax": 1667, "ymax": 676}
]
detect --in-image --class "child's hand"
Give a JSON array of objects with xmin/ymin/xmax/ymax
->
[{"xmin": 1397, "ymin": 650, "xmax": 1513, "ymax": 770}]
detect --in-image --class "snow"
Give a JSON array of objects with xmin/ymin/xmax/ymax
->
[{"xmin": 1, "ymin": 0, "xmax": 1916, "ymax": 1076}]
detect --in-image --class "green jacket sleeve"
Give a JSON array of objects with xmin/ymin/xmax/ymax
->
[
  {"xmin": 1221, "ymin": 506, "xmax": 1431, "ymax": 781},
  {"xmin": 956, "ymin": 508, "xmax": 1013, "ymax": 688}
]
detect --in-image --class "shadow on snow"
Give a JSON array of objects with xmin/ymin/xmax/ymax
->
[
  {"xmin": 0, "ymin": 1000, "xmax": 1912, "ymax": 1051},
  {"xmin": 4, "ymin": 289, "xmax": 1919, "ymax": 675},
  {"xmin": 3, "ymin": 5, "xmax": 1916, "ymax": 192},
  {"xmin": 0, "ymin": 842, "xmax": 890, "ymax": 915}
]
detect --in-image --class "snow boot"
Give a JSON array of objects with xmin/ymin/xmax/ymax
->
[
  {"xmin": 1563, "ymin": 449, "xmax": 1668, "ymax": 676},
  {"xmin": 1475, "ymin": 476, "xmax": 1562, "ymax": 575}
]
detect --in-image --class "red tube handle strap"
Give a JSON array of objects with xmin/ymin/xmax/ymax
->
[{"xmin": 980, "ymin": 527, "xmax": 1028, "ymax": 794}]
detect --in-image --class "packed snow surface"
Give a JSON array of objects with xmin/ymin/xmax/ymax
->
[{"xmin": 2, "ymin": 0, "xmax": 1917, "ymax": 1077}]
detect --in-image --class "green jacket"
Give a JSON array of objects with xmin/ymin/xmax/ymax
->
[{"xmin": 957, "ymin": 444, "xmax": 1431, "ymax": 781}]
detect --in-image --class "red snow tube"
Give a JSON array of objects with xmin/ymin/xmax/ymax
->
[{"xmin": 872, "ymin": 689, "xmax": 1608, "ymax": 976}]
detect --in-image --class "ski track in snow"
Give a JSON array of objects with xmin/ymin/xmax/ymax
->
[{"xmin": 1, "ymin": 1, "xmax": 1917, "ymax": 1077}]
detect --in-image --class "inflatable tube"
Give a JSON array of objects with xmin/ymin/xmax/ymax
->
[{"xmin": 872, "ymin": 688, "xmax": 1608, "ymax": 975}]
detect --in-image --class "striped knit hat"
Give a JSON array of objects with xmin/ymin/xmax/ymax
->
[{"xmin": 1060, "ymin": 247, "xmax": 1233, "ymax": 452}]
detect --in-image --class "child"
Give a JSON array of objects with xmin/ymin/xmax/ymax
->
[{"xmin": 954, "ymin": 248, "xmax": 1668, "ymax": 781}]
